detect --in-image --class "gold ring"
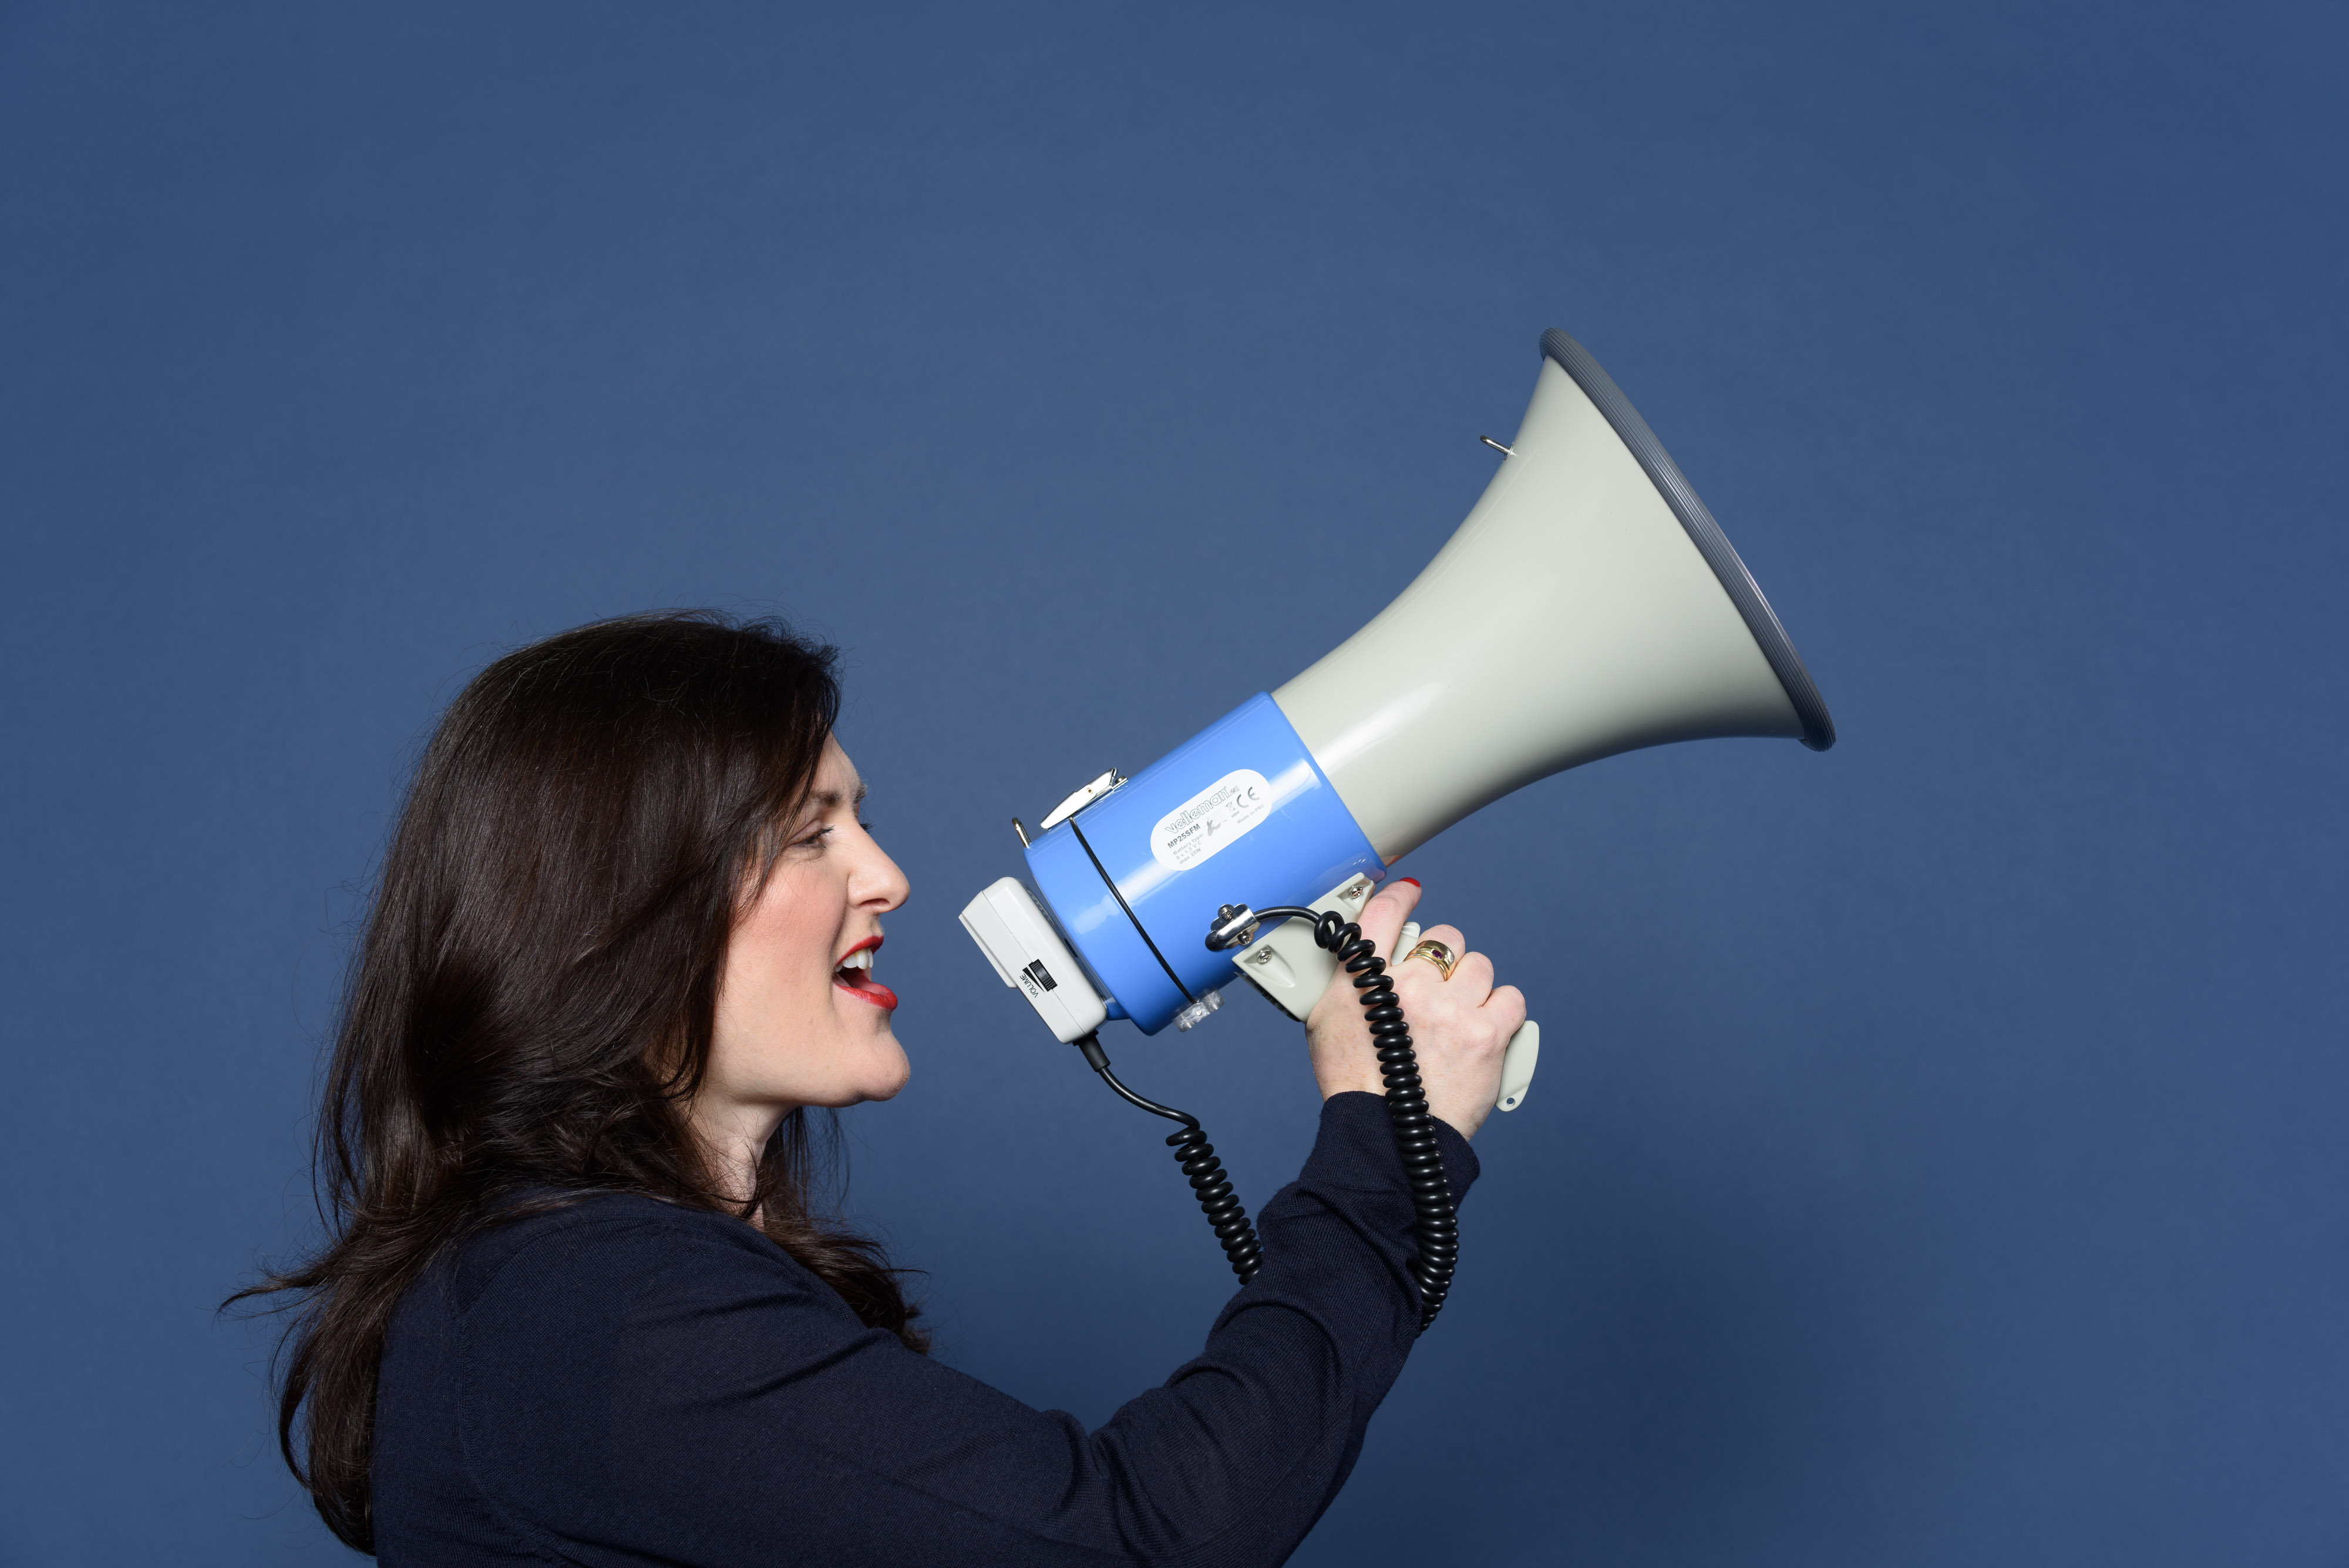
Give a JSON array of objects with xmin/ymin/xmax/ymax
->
[{"xmin": 1402, "ymin": 938, "xmax": 1459, "ymax": 981}]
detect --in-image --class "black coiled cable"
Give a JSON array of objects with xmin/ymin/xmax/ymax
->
[
  {"xmin": 1072, "ymin": 1034, "xmax": 1264, "ymax": 1284},
  {"xmin": 1213, "ymin": 903, "xmax": 1457, "ymax": 1332},
  {"xmin": 1072, "ymin": 900, "xmax": 1459, "ymax": 1330}
]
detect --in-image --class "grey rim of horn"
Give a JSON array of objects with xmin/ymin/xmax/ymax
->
[{"xmin": 1538, "ymin": 328, "xmax": 1836, "ymax": 752}]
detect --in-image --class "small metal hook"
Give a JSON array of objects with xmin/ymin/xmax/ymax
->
[
  {"xmin": 1480, "ymin": 435, "xmax": 1514, "ymax": 456},
  {"xmin": 1011, "ymin": 817, "xmax": 1031, "ymax": 848}
]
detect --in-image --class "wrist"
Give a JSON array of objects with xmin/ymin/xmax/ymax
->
[{"xmin": 1317, "ymin": 1074, "xmax": 1385, "ymax": 1101}]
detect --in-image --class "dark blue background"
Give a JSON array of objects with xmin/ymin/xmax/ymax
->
[{"xmin": 4, "ymin": 3, "xmax": 2343, "ymax": 1563}]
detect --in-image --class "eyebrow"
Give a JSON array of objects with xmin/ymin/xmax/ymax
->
[{"xmin": 806, "ymin": 778, "xmax": 870, "ymax": 810}]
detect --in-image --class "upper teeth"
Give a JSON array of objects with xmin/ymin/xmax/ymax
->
[{"xmin": 839, "ymin": 949, "xmax": 874, "ymax": 972}]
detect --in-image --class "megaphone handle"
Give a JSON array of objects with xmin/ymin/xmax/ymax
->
[{"xmin": 1496, "ymin": 1021, "xmax": 1539, "ymax": 1113}]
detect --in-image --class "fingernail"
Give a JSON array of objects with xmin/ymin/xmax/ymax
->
[{"xmin": 1398, "ymin": 877, "xmax": 1421, "ymax": 888}]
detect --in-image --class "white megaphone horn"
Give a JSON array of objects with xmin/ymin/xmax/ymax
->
[{"xmin": 963, "ymin": 329, "xmax": 1835, "ymax": 1118}]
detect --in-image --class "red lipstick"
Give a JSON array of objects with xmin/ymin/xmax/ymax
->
[{"xmin": 833, "ymin": 936, "xmax": 897, "ymax": 1011}]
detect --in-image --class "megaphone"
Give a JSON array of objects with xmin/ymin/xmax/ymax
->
[
  {"xmin": 961, "ymin": 329, "xmax": 1833, "ymax": 1305},
  {"xmin": 966, "ymin": 324, "xmax": 1832, "ymax": 1041}
]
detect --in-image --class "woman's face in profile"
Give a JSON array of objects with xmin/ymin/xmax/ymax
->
[{"xmin": 708, "ymin": 736, "xmax": 912, "ymax": 1115}]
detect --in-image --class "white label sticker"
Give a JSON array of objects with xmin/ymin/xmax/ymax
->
[{"xmin": 1152, "ymin": 769, "xmax": 1274, "ymax": 871}]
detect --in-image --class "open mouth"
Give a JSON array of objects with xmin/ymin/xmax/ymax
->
[{"xmin": 833, "ymin": 940, "xmax": 898, "ymax": 1011}]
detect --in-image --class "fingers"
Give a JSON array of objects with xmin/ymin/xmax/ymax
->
[
  {"xmin": 1353, "ymin": 882, "xmax": 1514, "ymax": 1024},
  {"xmin": 1448, "ymin": 948, "xmax": 1496, "ymax": 1005},
  {"xmin": 1394, "ymin": 919, "xmax": 1463, "ymax": 971},
  {"xmin": 1354, "ymin": 876, "xmax": 1423, "ymax": 963},
  {"xmin": 1394, "ymin": 921, "xmax": 1491, "ymax": 1000},
  {"xmin": 1325, "ymin": 881, "xmax": 1525, "ymax": 1140}
]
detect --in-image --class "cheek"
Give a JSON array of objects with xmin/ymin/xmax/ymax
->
[
  {"xmin": 718, "ymin": 880, "xmax": 844, "ymax": 1043},
  {"xmin": 744, "ymin": 871, "xmax": 845, "ymax": 980},
  {"xmin": 727, "ymin": 939, "xmax": 823, "ymax": 1037}
]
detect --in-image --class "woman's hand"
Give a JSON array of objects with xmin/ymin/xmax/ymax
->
[{"xmin": 1304, "ymin": 877, "xmax": 1525, "ymax": 1140}]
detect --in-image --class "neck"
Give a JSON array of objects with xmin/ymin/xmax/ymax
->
[{"xmin": 686, "ymin": 1093, "xmax": 788, "ymax": 1210}]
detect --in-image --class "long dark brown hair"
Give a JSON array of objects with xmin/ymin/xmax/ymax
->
[{"xmin": 233, "ymin": 610, "xmax": 926, "ymax": 1553}]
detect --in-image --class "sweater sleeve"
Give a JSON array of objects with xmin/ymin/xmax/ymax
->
[{"xmin": 448, "ymin": 1093, "xmax": 1478, "ymax": 1568}]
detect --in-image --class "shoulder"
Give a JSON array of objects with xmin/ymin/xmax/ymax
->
[{"xmin": 443, "ymin": 1189, "xmax": 853, "ymax": 1327}]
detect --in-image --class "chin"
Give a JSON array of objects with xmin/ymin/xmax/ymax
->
[{"xmin": 853, "ymin": 1035, "xmax": 912, "ymax": 1103}]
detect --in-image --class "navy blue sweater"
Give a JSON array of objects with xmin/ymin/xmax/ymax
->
[{"xmin": 374, "ymin": 1092, "xmax": 1478, "ymax": 1567}]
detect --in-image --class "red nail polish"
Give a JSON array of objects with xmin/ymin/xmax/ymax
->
[{"xmin": 1398, "ymin": 877, "xmax": 1421, "ymax": 888}]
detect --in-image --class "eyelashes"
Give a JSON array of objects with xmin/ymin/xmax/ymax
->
[{"xmin": 794, "ymin": 820, "xmax": 877, "ymax": 850}]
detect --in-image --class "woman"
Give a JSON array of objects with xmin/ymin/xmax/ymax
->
[{"xmin": 247, "ymin": 610, "xmax": 1524, "ymax": 1565}]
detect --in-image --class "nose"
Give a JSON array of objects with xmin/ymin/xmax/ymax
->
[{"xmin": 853, "ymin": 830, "xmax": 910, "ymax": 914}]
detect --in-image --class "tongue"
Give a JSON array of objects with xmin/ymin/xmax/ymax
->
[{"xmin": 834, "ymin": 967, "xmax": 898, "ymax": 1010}]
